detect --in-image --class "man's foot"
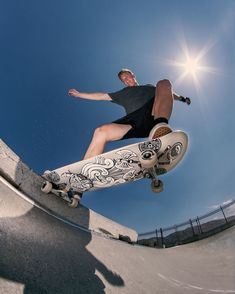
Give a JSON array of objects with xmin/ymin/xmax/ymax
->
[{"xmin": 149, "ymin": 123, "xmax": 172, "ymax": 140}]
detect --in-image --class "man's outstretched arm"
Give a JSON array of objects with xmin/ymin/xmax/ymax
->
[
  {"xmin": 68, "ymin": 89, "xmax": 111, "ymax": 101},
  {"xmin": 173, "ymin": 93, "xmax": 191, "ymax": 105}
]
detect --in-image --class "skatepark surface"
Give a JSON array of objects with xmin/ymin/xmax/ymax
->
[
  {"xmin": 0, "ymin": 139, "xmax": 235, "ymax": 293},
  {"xmin": 0, "ymin": 174, "xmax": 235, "ymax": 294}
]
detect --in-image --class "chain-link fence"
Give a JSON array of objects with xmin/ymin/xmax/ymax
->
[{"xmin": 138, "ymin": 200, "xmax": 235, "ymax": 248}]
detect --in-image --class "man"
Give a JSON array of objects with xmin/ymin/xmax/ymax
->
[{"xmin": 68, "ymin": 69, "xmax": 191, "ymax": 160}]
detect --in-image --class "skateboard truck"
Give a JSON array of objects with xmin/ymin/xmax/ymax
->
[
  {"xmin": 41, "ymin": 181, "xmax": 82, "ymax": 208},
  {"xmin": 140, "ymin": 150, "xmax": 164, "ymax": 193},
  {"xmin": 144, "ymin": 167, "xmax": 164, "ymax": 193}
]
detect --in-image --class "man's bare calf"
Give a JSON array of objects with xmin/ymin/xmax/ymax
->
[
  {"xmin": 83, "ymin": 123, "xmax": 132, "ymax": 159},
  {"xmin": 151, "ymin": 79, "xmax": 174, "ymax": 120}
]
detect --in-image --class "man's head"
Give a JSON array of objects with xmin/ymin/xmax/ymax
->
[{"xmin": 118, "ymin": 69, "xmax": 138, "ymax": 87}]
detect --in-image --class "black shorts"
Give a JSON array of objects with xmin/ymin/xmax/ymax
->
[{"xmin": 112, "ymin": 97, "xmax": 156, "ymax": 140}]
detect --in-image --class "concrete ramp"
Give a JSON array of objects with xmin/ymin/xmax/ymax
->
[
  {"xmin": 0, "ymin": 139, "xmax": 138, "ymax": 242},
  {"xmin": 0, "ymin": 175, "xmax": 235, "ymax": 294}
]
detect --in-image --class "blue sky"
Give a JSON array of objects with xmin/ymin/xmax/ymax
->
[{"xmin": 1, "ymin": 0, "xmax": 235, "ymax": 233}]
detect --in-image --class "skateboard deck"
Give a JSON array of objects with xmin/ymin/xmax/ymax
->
[{"xmin": 41, "ymin": 131, "xmax": 188, "ymax": 206}]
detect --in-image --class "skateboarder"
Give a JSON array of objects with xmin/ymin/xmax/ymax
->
[
  {"xmin": 68, "ymin": 69, "xmax": 191, "ymax": 159},
  {"xmin": 68, "ymin": 69, "xmax": 191, "ymax": 160},
  {"xmin": 43, "ymin": 69, "xmax": 191, "ymax": 207}
]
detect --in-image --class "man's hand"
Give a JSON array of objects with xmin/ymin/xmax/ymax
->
[
  {"xmin": 68, "ymin": 89, "xmax": 80, "ymax": 97},
  {"xmin": 185, "ymin": 97, "xmax": 191, "ymax": 105},
  {"xmin": 179, "ymin": 96, "xmax": 191, "ymax": 105}
]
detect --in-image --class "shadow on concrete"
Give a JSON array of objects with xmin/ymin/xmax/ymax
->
[{"xmin": 0, "ymin": 180, "xmax": 125, "ymax": 294}]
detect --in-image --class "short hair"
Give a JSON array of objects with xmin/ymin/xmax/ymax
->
[{"xmin": 118, "ymin": 68, "xmax": 134, "ymax": 80}]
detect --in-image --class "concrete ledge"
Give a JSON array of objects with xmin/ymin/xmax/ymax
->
[{"xmin": 0, "ymin": 139, "xmax": 138, "ymax": 242}]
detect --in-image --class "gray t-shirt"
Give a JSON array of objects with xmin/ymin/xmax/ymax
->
[{"xmin": 108, "ymin": 84, "xmax": 155, "ymax": 114}]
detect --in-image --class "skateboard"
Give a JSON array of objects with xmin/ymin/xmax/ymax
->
[{"xmin": 41, "ymin": 130, "xmax": 188, "ymax": 208}]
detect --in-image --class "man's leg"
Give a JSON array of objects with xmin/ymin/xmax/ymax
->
[
  {"xmin": 152, "ymin": 79, "xmax": 173, "ymax": 119},
  {"xmin": 83, "ymin": 123, "xmax": 132, "ymax": 159},
  {"xmin": 149, "ymin": 79, "xmax": 173, "ymax": 139}
]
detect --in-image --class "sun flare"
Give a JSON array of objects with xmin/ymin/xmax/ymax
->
[
  {"xmin": 183, "ymin": 58, "xmax": 200, "ymax": 76},
  {"xmin": 159, "ymin": 37, "xmax": 221, "ymax": 93}
]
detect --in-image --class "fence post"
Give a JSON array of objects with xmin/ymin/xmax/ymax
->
[
  {"xmin": 189, "ymin": 219, "xmax": 196, "ymax": 236},
  {"xmin": 160, "ymin": 228, "xmax": 165, "ymax": 248},
  {"xmin": 220, "ymin": 206, "xmax": 228, "ymax": 224},
  {"xmin": 196, "ymin": 217, "xmax": 203, "ymax": 234},
  {"xmin": 155, "ymin": 229, "xmax": 159, "ymax": 247}
]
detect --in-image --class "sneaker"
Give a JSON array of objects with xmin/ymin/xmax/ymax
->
[{"xmin": 149, "ymin": 123, "xmax": 172, "ymax": 140}]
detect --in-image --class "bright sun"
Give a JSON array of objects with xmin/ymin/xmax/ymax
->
[
  {"xmin": 171, "ymin": 53, "xmax": 205, "ymax": 89},
  {"xmin": 176, "ymin": 55, "xmax": 203, "ymax": 85},
  {"xmin": 162, "ymin": 40, "xmax": 219, "ymax": 91},
  {"xmin": 183, "ymin": 58, "xmax": 200, "ymax": 76}
]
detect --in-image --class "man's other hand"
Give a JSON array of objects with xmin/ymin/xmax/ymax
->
[
  {"xmin": 68, "ymin": 89, "xmax": 80, "ymax": 97},
  {"xmin": 185, "ymin": 97, "xmax": 191, "ymax": 105}
]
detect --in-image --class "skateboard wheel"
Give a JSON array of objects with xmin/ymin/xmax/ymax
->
[
  {"xmin": 140, "ymin": 152, "xmax": 157, "ymax": 168},
  {"xmin": 41, "ymin": 181, "xmax": 53, "ymax": 194},
  {"xmin": 68, "ymin": 198, "xmax": 79, "ymax": 208},
  {"xmin": 151, "ymin": 179, "xmax": 164, "ymax": 193}
]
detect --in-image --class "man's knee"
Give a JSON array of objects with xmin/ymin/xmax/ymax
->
[
  {"xmin": 156, "ymin": 79, "xmax": 172, "ymax": 92},
  {"xmin": 93, "ymin": 124, "xmax": 110, "ymax": 142}
]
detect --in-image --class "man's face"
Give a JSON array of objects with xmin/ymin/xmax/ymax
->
[{"xmin": 120, "ymin": 72, "xmax": 137, "ymax": 87}]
